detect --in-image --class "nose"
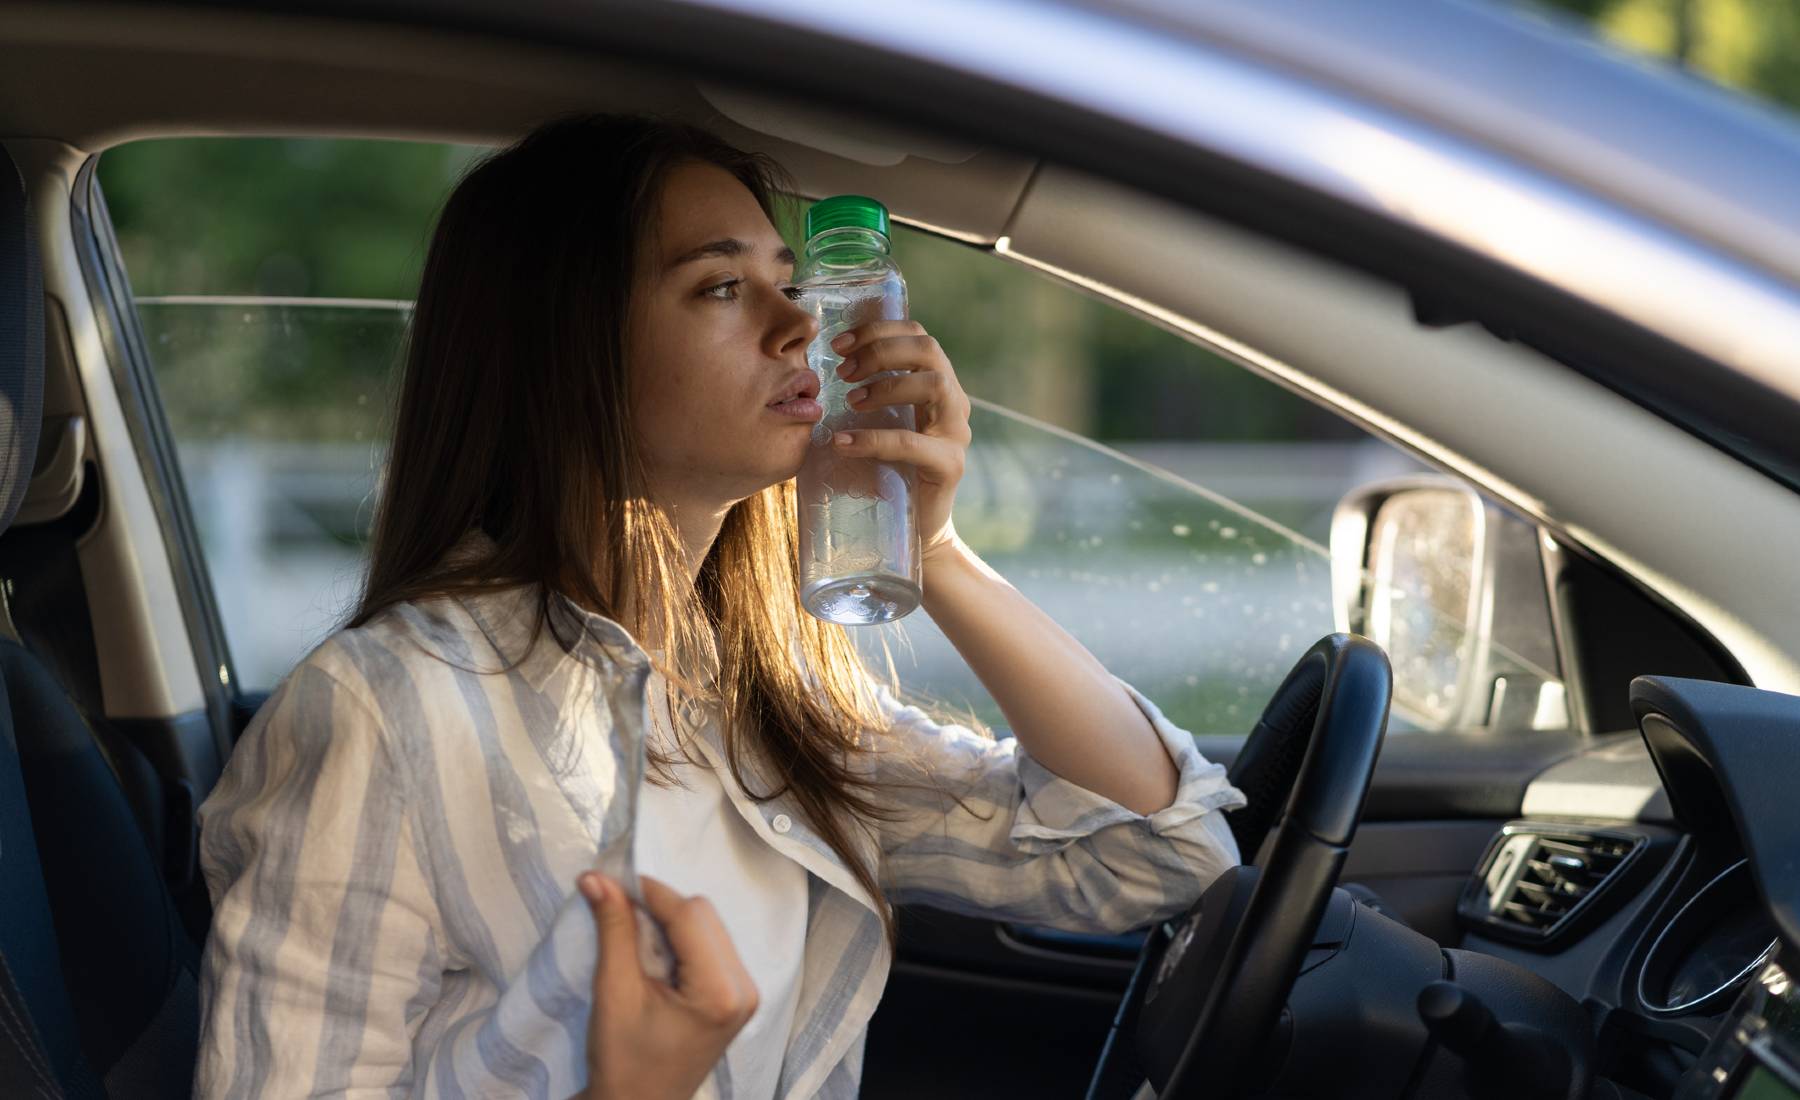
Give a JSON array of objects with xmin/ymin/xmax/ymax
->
[{"xmin": 769, "ymin": 289, "xmax": 819, "ymax": 361}]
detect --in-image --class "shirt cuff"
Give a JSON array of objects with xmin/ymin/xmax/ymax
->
[{"xmin": 1008, "ymin": 676, "xmax": 1247, "ymax": 854}]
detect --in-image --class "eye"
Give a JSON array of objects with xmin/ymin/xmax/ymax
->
[{"xmin": 699, "ymin": 278, "xmax": 804, "ymax": 303}]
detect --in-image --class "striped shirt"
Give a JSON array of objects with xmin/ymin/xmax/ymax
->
[{"xmin": 193, "ymin": 533, "xmax": 1246, "ymax": 1099}]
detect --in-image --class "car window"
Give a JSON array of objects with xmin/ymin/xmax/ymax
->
[
  {"xmin": 131, "ymin": 297, "xmax": 402, "ymax": 686},
  {"xmin": 100, "ymin": 137, "xmax": 482, "ymax": 690},
  {"xmin": 881, "ymin": 399, "xmax": 1345, "ymax": 733},
  {"xmin": 880, "ymin": 230, "xmax": 1568, "ymax": 736},
  {"xmin": 101, "ymin": 136, "xmax": 1570, "ymax": 738}
]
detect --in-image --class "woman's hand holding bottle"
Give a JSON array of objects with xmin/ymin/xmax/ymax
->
[{"xmin": 573, "ymin": 872, "xmax": 758, "ymax": 1100}]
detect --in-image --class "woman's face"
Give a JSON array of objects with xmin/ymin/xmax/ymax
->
[{"xmin": 627, "ymin": 160, "xmax": 821, "ymax": 509}]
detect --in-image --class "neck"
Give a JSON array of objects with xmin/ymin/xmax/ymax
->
[
  {"xmin": 661, "ymin": 494, "xmax": 729, "ymax": 586},
  {"xmin": 591, "ymin": 498, "xmax": 718, "ymax": 635},
  {"xmin": 612, "ymin": 488, "xmax": 730, "ymax": 655}
]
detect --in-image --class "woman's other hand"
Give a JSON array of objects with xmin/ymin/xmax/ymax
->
[
  {"xmin": 575, "ymin": 872, "xmax": 758, "ymax": 1100},
  {"xmin": 829, "ymin": 320, "xmax": 973, "ymax": 565}
]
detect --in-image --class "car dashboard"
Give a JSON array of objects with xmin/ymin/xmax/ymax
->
[{"xmin": 1449, "ymin": 676, "xmax": 1800, "ymax": 1100}]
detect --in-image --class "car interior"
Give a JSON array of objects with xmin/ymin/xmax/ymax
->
[{"xmin": 2, "ymin": 4, "xmax": 1799, "ymax": 1100}]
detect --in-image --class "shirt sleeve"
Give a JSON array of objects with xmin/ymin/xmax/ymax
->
[
  {"xmin": 193, "ymin": 655, "xmax": 445, "ymax": 1099},
  {"xmin": 871, "ymin": 676, "xmax": 1245, "ymax": 934}
]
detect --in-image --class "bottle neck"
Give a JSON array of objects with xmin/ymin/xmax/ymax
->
[{"xmin": 805, "ymin": 226, "xmax": 891, "ymax": 262}]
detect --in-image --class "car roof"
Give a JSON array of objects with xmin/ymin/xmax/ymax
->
[
  {"xmin": 1129, "ymin": 0, "xmax": 1800, "ymax": 291},
  {"xmin": 8, "ymin": 0, "xmax": 1800, "ymax": 287}
]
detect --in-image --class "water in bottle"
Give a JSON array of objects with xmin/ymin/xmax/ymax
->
[{"xmin": 793, "ymin": 195, "xmax": 922, "ymax": 625}]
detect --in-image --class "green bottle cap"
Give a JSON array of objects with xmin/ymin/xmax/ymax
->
[{"xmin": 805, "ymin": 195, "xmax": 890, "ymax": 240}]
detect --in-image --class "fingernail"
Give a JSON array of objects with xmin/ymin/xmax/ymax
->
[
  {"xmin": 835, "ymin": 358, "xmax": 855, "ymax": 379},
  {"xmin": 833, "ymin": 432, "xmax": 853, "ymax": 447},
  {"xmin": 846, "ymin": 387, "xmax": 868, "ymax": 404},
  {"xmin": 831, "ymin": 332, "xmax": 855, "ymax": 352},
  {"xmin": 578, "ymin": 872, "xmax": 601, "ymax": 901}
]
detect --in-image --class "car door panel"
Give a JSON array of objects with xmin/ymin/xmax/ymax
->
[{"xmin": 863, "ymin": 728, "xmax": 1584, "ymax": 1097}]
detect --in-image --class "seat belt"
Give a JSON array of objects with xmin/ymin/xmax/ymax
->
[
  {"xmin": 0, "ymin": 711, "xmax": 104, "ymax": 1100},
  {"xmin": 0, "ymin": 946, "xmax": 68, "ymax": 1100}
]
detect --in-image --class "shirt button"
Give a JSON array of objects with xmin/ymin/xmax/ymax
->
[{"xmin": 771, "ymin": 813, "xmax": 792, "ymax": 834}]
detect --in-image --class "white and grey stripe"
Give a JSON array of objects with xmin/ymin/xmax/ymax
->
[{"xmin": 194, "ymin": 530, "xmax": 1244, "ymax": 1099}]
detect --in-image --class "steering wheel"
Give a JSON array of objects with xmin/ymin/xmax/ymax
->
[{"xmin": 1086, "ymin": 633, "xmax": 1392, "ymax": 1100}]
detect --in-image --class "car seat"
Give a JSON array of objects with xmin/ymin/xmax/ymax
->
[{"xmin": 0, "ymin": 142, "xmax": 200, "ymax": 1098}]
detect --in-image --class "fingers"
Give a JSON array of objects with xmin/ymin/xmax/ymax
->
[
  {"xmin": 830, "ymin": 318, "xmax": 924, "ymax": 359},
  {"xmin": 637, "ymin": 875, "xmax": 759, "ymax": 1029},
  {"xmin": 831, "ymin": 430, "xmax": 966, "ymax": 484},
  {"xmin": 585, "ymin": 873, "xmax": 646, "ymax": 1005},
  {"xmin": 846, "ymin": 371, "xmax": 971, "ymax": 433},
  {"xmin": 835, "ymin": 333, "xmax": 952, "ymax": 385},
  {"xmin": 846, "ymin": 368, "xmax": 946, "ymax": 408},
  {"xmin": 635, "ymin": 874, "xmax": 693, "ymax": 930}
]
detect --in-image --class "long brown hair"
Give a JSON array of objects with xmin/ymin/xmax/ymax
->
[{"xmin": 349, "ymin": 113, "xmax": 940, "ymax": 946}]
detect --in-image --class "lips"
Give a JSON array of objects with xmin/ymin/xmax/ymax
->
[
  {"xmin": 768, "ymin": 369, "xmax": 821, "ymax": 407},
  {"xmin": 767, "ymin": 369, "xmax": 824, "ymax": 423}
]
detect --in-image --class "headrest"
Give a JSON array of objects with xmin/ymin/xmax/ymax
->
[{"xmin": 0, "ymin": 143, "xmax": 44, "ymax": 537}]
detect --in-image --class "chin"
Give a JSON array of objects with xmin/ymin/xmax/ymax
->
[
  {"xmin": 733, "ymin": 426, "xmax": 811, "ymax": 486},
  {"xmin": 735, "ymin": 458, "xmax": 808, "ymax": 502},
  {"xmin": 776, "ymin": 434, "xmax": 814, "ymax": 476}
]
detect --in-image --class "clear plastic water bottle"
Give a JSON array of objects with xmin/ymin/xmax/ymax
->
[{"xmin": 793, "ymin": 196, "xmax": 922, "ymax": 625}]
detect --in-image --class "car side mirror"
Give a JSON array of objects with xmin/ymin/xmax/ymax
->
[{"xmin": 1330, "ymin": 476, "xmax": 1568, "ymax": 732}]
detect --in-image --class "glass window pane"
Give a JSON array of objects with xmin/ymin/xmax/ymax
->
[
  {"xmin": 103, "ymin": 136, "xmax": 1568, "ymax": 736},
  {"xmin": 133, "ymin": 298, "xmax": 406, "ymax": 689},
  {"xmin": 101, "ymin": 137, "xmax": 474, "ymax": 691}
]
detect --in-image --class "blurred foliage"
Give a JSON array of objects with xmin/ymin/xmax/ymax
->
[
  {"xmin": 101, "ymin": 139, "xmax": 487, "ymax": 299},
  {"xmin": 99, "ymin": 136, "xmax": 1361, "ymax": 446},
  {"xmin": 1525, "ymin": 0, "xmax": 1800, "ymax": 113},
  {"xmin": 134, "ymin": 301, "xmax": 402, "ymax": 444}
]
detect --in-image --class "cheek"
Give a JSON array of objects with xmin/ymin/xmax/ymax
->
[
  {"xmin": 628, "ymin": 312, "xmax": 697, "ymax": 421},
  {"xmin": 629, "ymin": 303, "xmax": 785, "ymax": 469},
  {"xmin": 629, "ymin": 342, "xmax": 741, "ymax": 468}
]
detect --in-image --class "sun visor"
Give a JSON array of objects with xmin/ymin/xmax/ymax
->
[
  {"xmin": 699, "ymin": 83, "xmax": 979, "ymax": 167},
  {"xmin": 696, "ymin": 82, "xmax": 1032, "ymax": 243}
]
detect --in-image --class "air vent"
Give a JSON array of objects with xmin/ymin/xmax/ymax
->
[{"xmin": 1459, "ymin": 825, "xmax": 1645, "ymax": 945}]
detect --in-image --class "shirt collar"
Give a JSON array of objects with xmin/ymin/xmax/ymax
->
[{"xmin": 442, "ymin": 527, "xmax": 725, "ymax": 693}]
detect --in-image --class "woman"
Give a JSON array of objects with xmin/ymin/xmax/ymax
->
[{"xmin": 193, "ymin": 113, "xmax": 1244, "ymax": 1100}]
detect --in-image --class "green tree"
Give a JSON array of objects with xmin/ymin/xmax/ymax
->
[
  {"xmin": 101, "ymin": 137, "xmax": 481, "ymax": 298},
  {"xmin": 1529, "ymin": 0, "xmax": 1800, "ymax": 112}
]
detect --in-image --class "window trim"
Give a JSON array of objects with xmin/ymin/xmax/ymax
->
[{"xmin": 73, "ymin": 154, "xmax": 239, "ymax": 755}]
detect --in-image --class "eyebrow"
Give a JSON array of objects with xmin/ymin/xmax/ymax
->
[{"xmin": 664, "ymin": 238, "xmax": 797, "ymax": 273}]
